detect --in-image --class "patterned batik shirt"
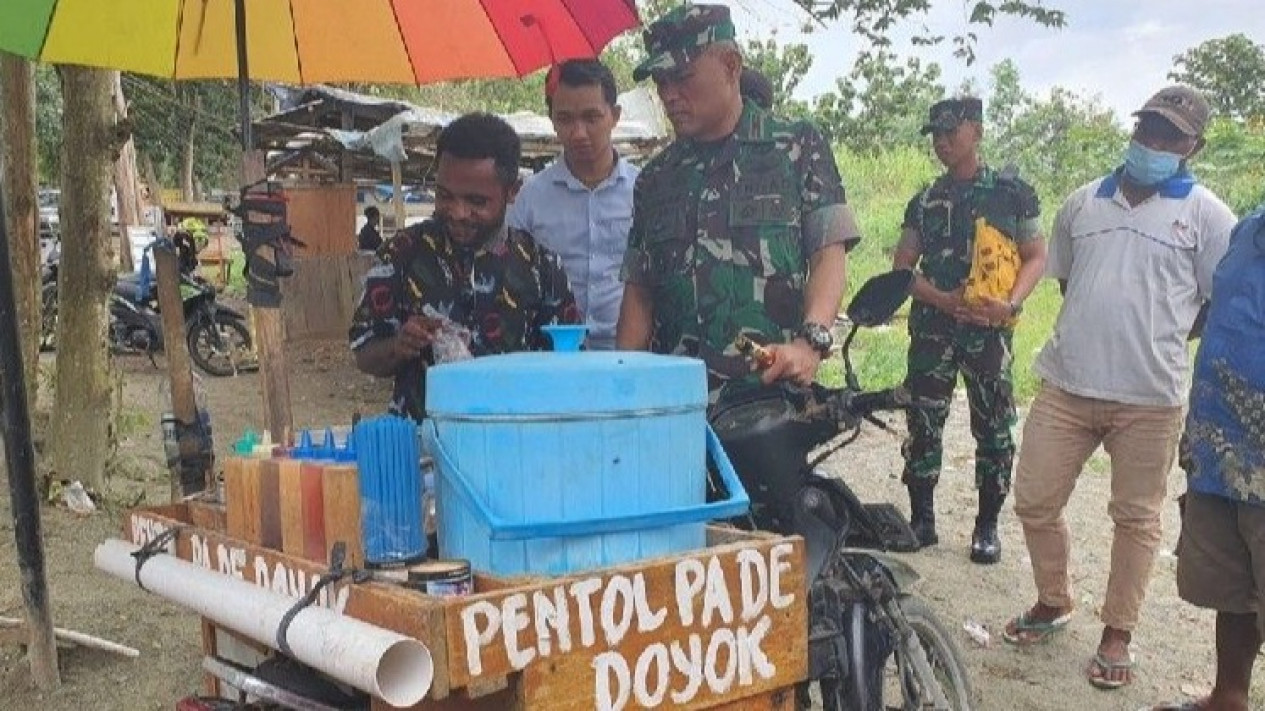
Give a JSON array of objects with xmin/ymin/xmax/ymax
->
[
  {"xmin": 901, "ymin": 165, "xmax": 1041, "ymax": 335},
  {"xmin": 348, "ymin": 220, "xmax": 580, "ymax": 420},
  {"xmin": 1182, "ymin": 208, "xmax": 1265, "ymax": 504},
  {"xmin": 621, "ymin": 99, "xmax": 859, "ymax": 390}
]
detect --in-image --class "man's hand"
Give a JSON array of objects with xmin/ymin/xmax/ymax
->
[
  {"xmin": 760, "ymin": 340, "xmax": 822, "ymax": 387},
  {"xmin": 932, "ymin": 286, "xmax": 967, "ymax": 317},
  {"xmin": 958, "ymin": 297, "xmax": 1012, "ymax": 327},
  {"xmin": 393, "ymin": 315, "xmax": 440, "ymax": 360}
]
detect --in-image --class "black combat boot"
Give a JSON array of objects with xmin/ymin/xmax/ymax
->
[
  {"xmin": 970, "ymin": 478, "xmax": 1005, "ymax": 564},
  {"xmin": 907, "ymin": 479, "xmax": 938, "ymax": 548}
]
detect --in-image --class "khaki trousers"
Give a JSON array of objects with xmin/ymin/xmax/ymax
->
[{"xmin": 1013, "ymin": 382, "xmax": 1183, "ymax": 630}]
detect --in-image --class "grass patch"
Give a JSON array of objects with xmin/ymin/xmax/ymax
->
[{"xmin": 116, "ymin": 408, "xmax": 152, "ymax": 439}]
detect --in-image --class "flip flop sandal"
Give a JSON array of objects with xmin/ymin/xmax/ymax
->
[
  {"xmin": 1140, "ymin": 703, "xmax": 1205, "ymax": 711},
  {"xmin": 1001, "ymin": 610, "xmax": 1073, "ymax": 646},
  {"xmin": 1087, "ymin": 652, "xmax": 1134, "ymax": 690}
]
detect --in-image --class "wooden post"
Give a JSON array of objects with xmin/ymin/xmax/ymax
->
[
  {"xmin": 391, "ymin": 161, "xmax": 406, "ymax": 235},
  {"xmin": 154, "ymin": 243, "xmax": 209, "ymax": 498},
  {"xmin": 241, "ymin": 150, "xmax": 293, "ymax": 445},
  {"xmin": 110, "ymin": 71, "xmax": 138, "ymax": 273},
  {"xmin": 0, "ymin": 172, "xmax": 61, "ymax": 688}
]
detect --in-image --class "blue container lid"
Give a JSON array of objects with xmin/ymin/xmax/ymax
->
[{"xmin": 425, "ymin": 351, "xmax": 707, "ymax": 418}]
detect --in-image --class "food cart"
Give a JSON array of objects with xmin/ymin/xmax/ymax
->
[{"xmin": 115, "ymin": 494, "xmax": 807, "ymax": 710}]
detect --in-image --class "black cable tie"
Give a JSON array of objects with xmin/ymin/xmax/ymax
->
[
  {"xmin": 275, "ymin": 541, "xmax": 370, "ymax": 657},
  {"xmin": 130, "ymin": 526, "xmax": 182, "ymax": 592}
]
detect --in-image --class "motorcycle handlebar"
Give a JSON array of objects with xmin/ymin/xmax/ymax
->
[
  {"xmin": 829, "ymin": 386, "xmax": 945, "ymax": 423},
  {"xmin": 845, "ymin": 387, "xmax": 912, "ymax": 416}
]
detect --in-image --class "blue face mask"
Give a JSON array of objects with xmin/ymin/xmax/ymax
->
[{"xmin": 1123, "ymin": 140, "xmax": 1184, "ymax": 186}]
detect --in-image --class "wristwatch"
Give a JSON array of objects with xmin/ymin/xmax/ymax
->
[{"xmin": 797, "ymin": 322, "xmax": 834, "ymax": 357}]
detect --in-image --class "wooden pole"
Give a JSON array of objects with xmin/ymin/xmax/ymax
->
[
  {"xmin": 390, "ymin": 161, "xmax": 406, "ymax": 235},
  {"xmin": 110, "ymin": 71, "xmax": 137, "ymax": 273},
  {"xmin": 235, "ymin": 0, "xmax": 292, "ymax": 445},
  {"xmin": 153, "ymin": 241, "xmax": 209, "ymax": 499},
  {"xmin": 0, "ymin": 176, "xmax": 61, "ymax": 688},
  {"xmin": 242, "ymin": 151, "xmax": 292, "ymax": 445},
  {"xmin": 0, "ymin": 616, "xmax": 140, "ymax": 658}
]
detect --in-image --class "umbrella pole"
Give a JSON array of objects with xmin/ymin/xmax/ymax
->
[
  {"xmin": 0, "ymin": 180, "xmax": 61, "ymax": 687},
  {"xmin": 235, "ymin": 0, "xmax": 293, "ymax": 444},
  {"xmin": 234, "ymin": 0, "xmax": 252, "ymax": 152}
]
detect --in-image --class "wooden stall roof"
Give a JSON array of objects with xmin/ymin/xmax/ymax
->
[{"xmin": 254, "ymin": 84, "xmax": 669, "ymax": 185}]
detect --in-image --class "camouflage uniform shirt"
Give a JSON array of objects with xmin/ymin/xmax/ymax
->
[
  {"xmin": 621, "ymin": 100, "xmax": 858, "ymax": 388},
  {"xmin": 902, "ymin": 165, "xmax": 1041, "ymax": 334},
  {"xmin": 349, "ymin": 221, "xmax": 580, "ymax": 420}
]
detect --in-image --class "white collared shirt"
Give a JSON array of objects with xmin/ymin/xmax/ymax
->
[
  {"xmin": 508, "ymin": 154, "xmax": 639, "ymax": 350},
  {"xmin": 1035, "ymin": 172, "xmax": 1236, "ymax": 406}
]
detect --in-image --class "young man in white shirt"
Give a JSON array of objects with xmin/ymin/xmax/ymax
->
[
  {"xmin": 1003, "ymin": 85, "xmax": 1237, "ymax": 691},
  {"xmin": 509, "ymin": 59, "xmax": 638, "ymax": 350}
]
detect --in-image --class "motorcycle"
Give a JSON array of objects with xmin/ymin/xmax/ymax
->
[
  {"xmin": 41, "ymin": 240, "xmax": 255, "ymax": 377},
  {"xmin": 710, "ymin": 268, "xmax": 974, "ymax": 711}
]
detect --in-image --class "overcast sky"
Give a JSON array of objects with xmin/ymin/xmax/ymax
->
[{"xmin": 723, "ymin": 0, "xmax": 1264, "ymax": 124}]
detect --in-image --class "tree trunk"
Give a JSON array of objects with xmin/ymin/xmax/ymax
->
[
  {"xmin": 181, "ymin": 95, "xmax": 199, "ymax": 202},
  {"xmin": 141, "ymin": 151, "xmax": 161, "ymax": 208},
  {"xmin": 49, "ymin": 66, "xmax": 117, "ymax": 492},
  {"xmin": 110, "ymin": 72, "xmax": 137, "ymax": 273},
  {"xmin": 0, "ymin": 53, "xmax": 43, "ymax": 413}
]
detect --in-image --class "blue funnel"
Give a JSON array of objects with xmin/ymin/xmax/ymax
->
[{"xmin": 541, "ymin": 324, "xmax": 588, "ymax": 352}]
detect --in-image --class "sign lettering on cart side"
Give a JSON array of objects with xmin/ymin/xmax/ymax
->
[
  {"xmin": 456, "ymin": 540, "xmax": 802, "ymax": 710},
  {"xmin": 126, "ymin": 521, "xmax": 353, "ymax": 615}
]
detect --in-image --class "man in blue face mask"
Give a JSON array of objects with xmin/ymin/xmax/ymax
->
[{"xmin": 1004, "ymin": 85, "xmax": 1238, "ymax": 692}]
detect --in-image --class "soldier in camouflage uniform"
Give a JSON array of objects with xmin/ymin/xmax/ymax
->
[
  {"xmin": 893, "ymin": 98, "xmax": 1046, "ymax": 564},
  {"xmin": 617, "ymin": 3, "xmax": 861, "ymax": 401}
]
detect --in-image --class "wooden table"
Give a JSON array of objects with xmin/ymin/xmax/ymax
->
[{"xmin": 123, "ymin": 502, "xmax": 808, "ymax": 710}]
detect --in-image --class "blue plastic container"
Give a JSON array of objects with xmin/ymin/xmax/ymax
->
[
  {"xmin": 354, "ymin": 415, "xmax": 425, "ymax": 567},
  {"xmin": 423, "ymin": 351, "xmax": 749, "ymax": 576}
]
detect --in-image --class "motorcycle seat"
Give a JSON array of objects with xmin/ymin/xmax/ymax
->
[{"xmin": 113, "ymin": 273, "xmax": 147, "ymax": 303}]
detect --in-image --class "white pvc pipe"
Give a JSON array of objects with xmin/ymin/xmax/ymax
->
[{"xmin": 95, "ymin": 539, "xmax": 433, "ymax": 707}]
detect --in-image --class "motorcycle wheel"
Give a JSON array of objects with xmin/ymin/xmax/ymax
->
[
  {"xmin": 187, "ymin": 313, "xmax": 252, "ymax": 377},
  {"xmin": 887, "ymin": 595, "xmax": 974, "ymax": 710},
  {"xmin": 39, "ymin": 282, "xmax": 58, "ymax": 351}
]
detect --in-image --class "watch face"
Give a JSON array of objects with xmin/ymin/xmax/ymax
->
[{"xmin": 801, "ymin": 323, "xmax": 832, "ymax": 353}]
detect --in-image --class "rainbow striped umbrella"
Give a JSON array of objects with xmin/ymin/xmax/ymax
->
[{"xmin": 0, "ymin": 0, "xmax": 639, "ymax": 85}]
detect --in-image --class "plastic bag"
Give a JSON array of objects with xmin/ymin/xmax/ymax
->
[
  {"xmin": 422, "ymin": 305, "xmax": 473, "ymax": 364},
  {"xmin": 964, "ymin": 217, "xmax": 1021, "ymax": 325}
]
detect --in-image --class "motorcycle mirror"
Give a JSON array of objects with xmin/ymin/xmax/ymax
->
[{"xmin": 845, "ymin": 269, "xmax": 915, "ymax": 327}]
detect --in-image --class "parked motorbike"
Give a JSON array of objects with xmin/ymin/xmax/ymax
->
[
  {"xmin": 710, "ymin": 268, "xmax": 974, "ymax": 711},
  {"xmin": 41, "ymin": 241, "xmax": 255, "ymax": 377}
]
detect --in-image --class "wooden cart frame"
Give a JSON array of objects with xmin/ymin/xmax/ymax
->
[{"xmin": 123, "ymin": 502, "xmax": 809, "ymax": 710}]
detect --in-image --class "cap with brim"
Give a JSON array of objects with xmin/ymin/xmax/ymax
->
[
  {"xmin": 1132, "ymin": 85, "xmax": 1210, "ymax": 137},
  {"xmin": 920, "ymin": 97, "xmax": 983, "ymax": 135},
  {"xmin": 633, "ymin": 3, "xmax": 736, "ymax": 82}
]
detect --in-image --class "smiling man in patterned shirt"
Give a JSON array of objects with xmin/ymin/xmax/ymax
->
[{"xmin": 349, "ymin": 113, "xmax": 580, "ymax": 420}]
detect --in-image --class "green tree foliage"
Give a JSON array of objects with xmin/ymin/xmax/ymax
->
[
  {"xmin": 982, "ymin": 60, "xmax": 1125, "ymax": 206},
  {"xmin": 813, "ymin": 49, "xmax": 945, "ymax": 152},
  {"xmin": 1192, "ymin": 119, "xmax": 1265, "ymax": 215},
  {"xmin": 744, "ymin": 37, "xmax": 814, "ymax": 118},
  {"xmin": 1169, "ymin": 34, "xmax": 1265, "ymax": 123},
  {"xmin": 122, "ymin": 76, "xmax": 272, "ymax": 195},
  {"xmin": 33, "ymin": 64, "xmax": 61, "ymax": 182}
]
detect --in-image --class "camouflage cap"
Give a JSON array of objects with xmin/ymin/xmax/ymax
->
[
  {"xmin": 920, "ymin": 97, "xmax": 984, "ymax": 135},
  {"xmin": 1133, "ymin": 85, "xmax": 1210, "ymax": 137},
  {"xmin": 633, "ymin": 3, "xmax": 737, "ymax": 82}
]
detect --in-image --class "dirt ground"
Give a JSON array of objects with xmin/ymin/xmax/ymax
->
[{"xmin": 0, "ymin": 339, "xmax": 1255, "ymax": 710}]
